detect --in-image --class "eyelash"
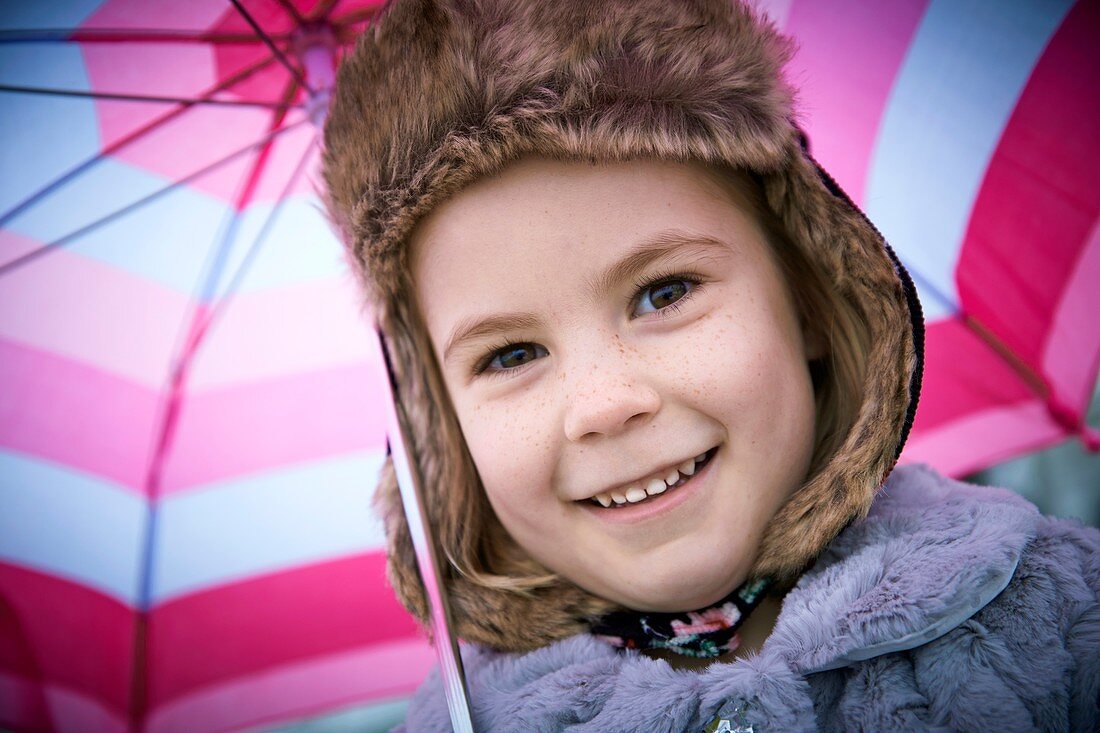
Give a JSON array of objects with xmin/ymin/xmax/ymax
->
[{"xmin": 472, "ymin": 270, "xmax": 705, "ymax": 381}]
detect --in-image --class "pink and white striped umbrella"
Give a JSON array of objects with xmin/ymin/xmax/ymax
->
[
  {"xmin": 769, "ymin": 0, "xmax": 1100, "ymax": 474},
  {"xmin": 1, "ymin": 1, "xmax": 1097, "ymax": 732},
  {"xmin": 0, "ymin": 2, "xmax": 436, "ymax": 733}
]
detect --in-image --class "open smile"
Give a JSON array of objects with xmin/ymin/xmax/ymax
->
[{"xmin": 577, "ymin": 446, "xmax": 719, "ymax": 524}]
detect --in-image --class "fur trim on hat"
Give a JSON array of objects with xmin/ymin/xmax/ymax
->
[{"xmin": 321, "ymin": 0, "xmax": 923, "ymax": 652}]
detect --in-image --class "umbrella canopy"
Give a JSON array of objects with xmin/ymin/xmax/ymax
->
[
  {"xmin": 772, "ymin": 0, "xmax": 1100, "ymax": 474},
  {"xmin": 1, "ymin": 1, "xmax": 1097, "ymax": 732},
  {"xmin": 0, "ymin": 2, "xmax": 445, "ymax": 733}
]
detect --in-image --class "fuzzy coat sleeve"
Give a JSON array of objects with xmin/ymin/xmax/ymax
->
[
  {"xmin": 1061, "ymin": 516, "xmax": 1100, "ymax": 730},
  {"xmin": 803, "ymin": 513, "xmax": 1100, "ymax": 733}
]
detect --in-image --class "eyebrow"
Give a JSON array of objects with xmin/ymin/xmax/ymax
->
[{"xmin": 441, "ymin": 230, "xmax": 731, "ymax": 364}]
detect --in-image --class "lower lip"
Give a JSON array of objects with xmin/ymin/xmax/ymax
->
[{"xmin": 578, "ymin": 447, "xmax": 718, "ymax": 525}]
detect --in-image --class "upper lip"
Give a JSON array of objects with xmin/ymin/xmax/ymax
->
[{"xmin": 577, "ymin": 448, "xmax": 712, "ymax": 501}]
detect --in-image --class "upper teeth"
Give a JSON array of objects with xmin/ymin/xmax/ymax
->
[{"xmin": 591, "ymin": 452, "xmax": 709, "ymax": 507}]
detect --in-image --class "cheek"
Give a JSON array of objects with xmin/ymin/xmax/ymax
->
[
  {"xmin": 678, "ymin": 310, "xmax": 775, "ymax": 398},
  {"xmin": 690, "ymin": 309, "xmax": 815, "ymax": 437},
  {"xmin": 451, "ymin": 392, "xmax": 555, "ymax": 508}
]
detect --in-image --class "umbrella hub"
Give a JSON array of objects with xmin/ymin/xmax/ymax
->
[{"xmin": 292, "ymin": 23, "xmax": 337, "ymax": 127}]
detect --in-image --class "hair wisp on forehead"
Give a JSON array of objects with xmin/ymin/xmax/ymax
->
[{"xmin": 322, "ymin": 0, "xmax": 923, "ymax": 652}]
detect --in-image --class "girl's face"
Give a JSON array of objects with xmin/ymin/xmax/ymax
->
[{"xmin": 410, "ymin": 157, "xmax": 820, "ymax": 612}]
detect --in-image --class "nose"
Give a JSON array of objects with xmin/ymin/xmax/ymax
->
[{"xmin": 562, "ymin": 348, "xmax": 662, "ymax": 442}]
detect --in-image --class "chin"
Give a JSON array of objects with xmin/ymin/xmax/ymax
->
[
  {"xmin": 612, "ymin": 573, "xmax": 741, "ymax": 612},
  {"xmin": 637, "ymin": 552, "xmax": 750, "ymax": 609}
]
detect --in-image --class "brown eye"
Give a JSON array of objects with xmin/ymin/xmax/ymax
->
[{"xmin": 634, "ymin": 277, "xmax": 695, "ymax": 316}]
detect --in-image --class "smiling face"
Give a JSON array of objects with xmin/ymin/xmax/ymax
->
[{"xmin": 409, "ymin": 156, "xmax": 821, "ymax": 612}]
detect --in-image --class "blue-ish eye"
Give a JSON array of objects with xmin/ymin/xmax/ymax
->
[
  {"xmin": 475, "ymin": 270, "xmax": 704, "ymax": 378},
  {"xmin": 484, "ymin": 341, "xmax": 547, "ymax": 374}
]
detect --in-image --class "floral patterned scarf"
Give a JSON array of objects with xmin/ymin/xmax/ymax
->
[{"xmin": 589, "ymin": 577, "xmax": 772, "ymax": 659}]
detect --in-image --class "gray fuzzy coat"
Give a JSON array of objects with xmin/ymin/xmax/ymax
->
[{"xmin": 393, "ymin": 463, "xmax": 1099, "ymax": 732}]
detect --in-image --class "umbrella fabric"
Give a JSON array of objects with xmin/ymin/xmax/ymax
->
[
  {"xmin": 1, "ymin": 2, "xmax": 434, "ymax": 733},
  {"xmin": 772, "ymin": 0, "xmax": 1100, "ymax": 475},
  {"xmin": 1, "ymin": 1, "xmax": 1097, "ymax": 733}
]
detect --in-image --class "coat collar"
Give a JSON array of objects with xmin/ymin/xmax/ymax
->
[
  {"xmin": 420, "ymin": 464, "xmax": 1041, "ymax": 730},
  {"xmin": 765, "ymin": 462, "xmax": 1039, "ymax": 675}
]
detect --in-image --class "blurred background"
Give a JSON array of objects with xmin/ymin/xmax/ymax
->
[{"xmin": 0, "ymin": 0, "xmax": 1097, "ymax": 731}]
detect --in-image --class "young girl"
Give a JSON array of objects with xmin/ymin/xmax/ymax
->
[{"xmin": 320, "ymin": 0, "xmax": 1099, "ymax": 730}]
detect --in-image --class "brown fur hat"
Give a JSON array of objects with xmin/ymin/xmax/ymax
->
[{"xmin": 321, "ymin": 0, "xmax": 924, "ymax": 652}]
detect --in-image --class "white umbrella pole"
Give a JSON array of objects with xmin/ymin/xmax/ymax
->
[{"xmin": 374, "ymin": 326, "xmax": 477, "ymax": 733}]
